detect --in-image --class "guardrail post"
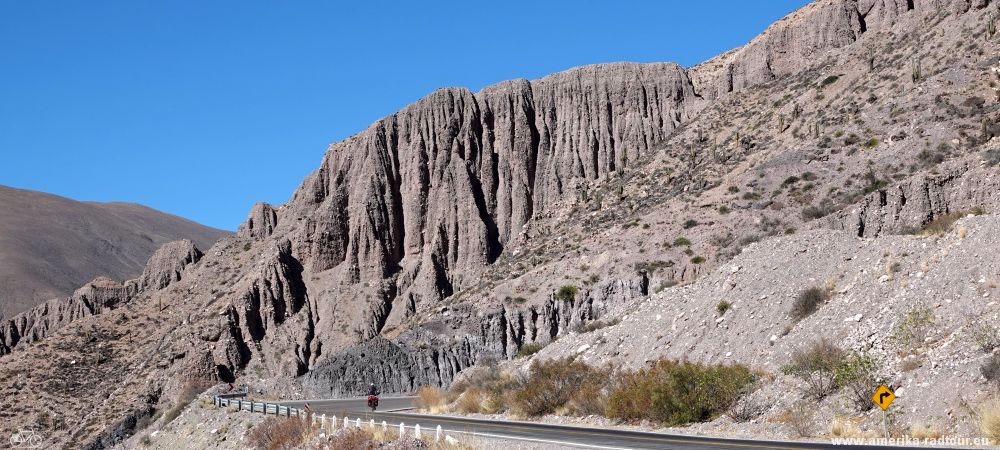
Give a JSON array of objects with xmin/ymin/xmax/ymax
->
[
  {"xmin": 399, "ymin": 422, "xmax": 404, "ymax": 439},
  {"xmin": 436, "ymin": 425, "xmax": 441, "ymax": 442},
  {"xmin": 343, "ymin": 416, "xmax": 349, "ymax": 429},
  {"xmin": 285, "ymin": 407, "xmax": 290, "ymax": 418},
  {"xmin": 355, "ymin": 418, "xmax": 361, "ymax": 428},
  {"xmin": 414, "ymin": 424, "xmax": 421, "ymax": 439}
]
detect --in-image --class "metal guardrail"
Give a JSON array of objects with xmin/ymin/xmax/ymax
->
[
  {"xmin": 213, "ymin": 388, "xmax": 308, "ymax": 418},
  {"xmin": 210, "ymin": 390, "xmax": 455, "ymax": 444}
]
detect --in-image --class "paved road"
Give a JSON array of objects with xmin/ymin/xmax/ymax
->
[{"xmin": 278, "ymin": 397, "xmax": 896, "ymax": 449}]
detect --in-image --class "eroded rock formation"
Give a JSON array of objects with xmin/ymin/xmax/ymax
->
[{"xmin": 0, "ymin": 240, "xmax": 202, "ymax": 355}]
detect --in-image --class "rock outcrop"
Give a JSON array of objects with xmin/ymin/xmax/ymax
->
[
  {"xmin": 0, "ymin": 240, "xmax": 203, "ymax": 355},
  {"xmin": 238, "ymin": 202, "xmax": 279, "ymax": 239},
  {"xmin": 263, "ymin": 63, "xmax": 698, "ymax": 359},
  {"xmin": 304, "ymin": 273, "xmax": 647, "ymax": 395},
  {"xmin": 217, "ymin": 239, "xmax": 315, "ymax": 378},
  {"xmin": 827, "ymin": 156, "xmax": 1000, "ymax": 237},
  {"xmin": 691, "ymin": 0, "xmax": 994, "ymax": 99}
]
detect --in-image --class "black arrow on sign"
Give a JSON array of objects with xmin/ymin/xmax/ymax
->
[{"xmin": 879, "ymin": 391, "xmax": 891, "ymax": 404}]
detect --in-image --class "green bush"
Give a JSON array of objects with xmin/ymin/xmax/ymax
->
[
  {"xmin": 820, "ymin": 75, "xmax": 840, "ymax": 87},
  {"xmin": 790, "ymin": 287, "xmax": 829, "ymax": 321},
  {"xmin": 673, "ymin": 237, "xmax": 692, "ymax": 246},
  {"xmin": 893, "ymin": 305, "xmax": 935, "ymax": 350},
  {"xmin": 606, "ymin": 360, "xmax": 756, "ymax": 426},
  {"xmin": 971, "ymin": 323, "xmax": 1000, "ymax": 353},
  {"xmin": 690, "ymin": 256, "xmax": 706, "ymax": 264},
  {"xmin": 835, "ymin": 352, "xmax": 880, "ymax": 411},
  {"xmin": 682, "ymin": 219, "xmax": 700, "ymax": 229},
  {"xmin": 555, "ymin": 285, "xmax": 578, "ymax": 303},
  {"xmin": 716, "ymin": 300, "xmax": 731, "ymax": 315},
  {"xmin": 782, "ymin": 339, "xmax": 845, "ymax": 399}
]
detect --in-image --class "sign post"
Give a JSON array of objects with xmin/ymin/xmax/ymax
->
[{"xmin": 871, "ymin": 384, "xmax": 896, "ymax": 439}]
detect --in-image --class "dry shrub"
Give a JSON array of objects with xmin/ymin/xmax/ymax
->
[
  {"xmin": 790, "ymin": 286, "xmax": 830, "ymax": 321},
  {"xmin": 455, "ymin": 389, "xmax": 483, "ymax": 414},
  {"xmin": 776, "ymin": 401, "xmax": 815, "ymax": 437},
  {"xmin": 247, "ymin": 417, "xmax": 312, "ymax": 450},
  {"xmin": 606, "ymin": 360, "xmax": 756, "ymax": 426},
  {"xmin": 982, "ymin": 354, "xmax": 1000, "ymax": 384},
  {"xmin": 970, "ymin": 322, "xmax": 1000, "ymax": 352},
  {"xmin": 980, "ymin": 398, "xmax": 1000, "ymax": 442},
  {"xmin": 919, "ymin": 212, "xmax": 964, "ymax": 235},
  {"xmin": 782, "ymin": 339, "xmax": 845, "ymax": 399},
  {"xmin": 510, "ymin": 358, "xmax": 608, "ymax": 417},
  {"xmin": 566, "ymin": 376, "xmax": 608, "ymax": 416},
  {"xmin": 414, "ymin": 386, "xmax": 446, "ymax": 411},
  {"xmin": 449, "ymin": 367, "xmax": 519, "ymax": 414},
  {"xmin": 727, "ymin": 389, "xmax": 766, "ymax": 423},
  {"xmin": 325, "ymin": 428, "xmax": 381, "ymax": 449}
]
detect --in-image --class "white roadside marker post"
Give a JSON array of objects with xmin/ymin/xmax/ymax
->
[
  {"xmin": 355, "ymin": 418, "xmax": 361, "ymax": 428},
  {"xmin": 343, "ymin": 416, "xmax": 349, "ymax": 429},
  {"xmin": 382, "ymin": 420, "xmax": 387, "ymax": 433},
  {"xmin": 369, "ymin": 419, "xmax": 375, "ymax": 429},
  {"xmin": 399, "ymin": 422, "xmax": 405, "ymax": 439},
  {"xmin": 435, "ymin": 425, "xmax": 441, "ymax": 442},
  {"xmin": 415, "ymin": 424, "xmax": 421, "ymax": 439}
]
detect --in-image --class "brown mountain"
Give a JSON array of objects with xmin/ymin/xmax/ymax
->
[{"xmin": 0, "ymin": 185, "xmax": 229, "ymax": 318}]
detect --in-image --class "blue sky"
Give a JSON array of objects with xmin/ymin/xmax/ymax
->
[{"xmin": 0, "ymin": 1, "xmax": 809, "ymax": 231}]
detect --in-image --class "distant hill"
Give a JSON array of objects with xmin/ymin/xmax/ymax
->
[{"xmin": 0, "ymin": 185, "xmax": 229, "ymax": 317}]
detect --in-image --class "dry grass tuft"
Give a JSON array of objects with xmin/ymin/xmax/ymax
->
[
  {"xmin": 980, "ymin": 398, "xmax": 1000, "ymax": 443},
  {"xmin": 454, "ymin": 389, "xmax": 483, "ymax": 414},
  {"xmin": 414, "ymin": 385, "xmax": 447, "ymax": 412},
  {"xmin": 910, "ymin": 423, "xmax": 943, "ymax": 439}
]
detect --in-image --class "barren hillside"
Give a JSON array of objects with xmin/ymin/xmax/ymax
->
[{"xmin": 0, "ymin": 185, "xmax": 229, "ymax": 316}]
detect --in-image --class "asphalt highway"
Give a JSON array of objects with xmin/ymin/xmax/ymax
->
[{"xmin": 277, "ymin": 397, "xmax": 900, "ymax": 449}]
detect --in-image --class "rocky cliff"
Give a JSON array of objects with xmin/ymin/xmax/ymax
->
[{"xmin": 266, "ymin": 0, "xmax": 997, "ymax": 394}]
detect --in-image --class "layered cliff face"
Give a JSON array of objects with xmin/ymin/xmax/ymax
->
[{"xmin": 243, "ymin": 62, "xmax": 703, "ymax": 362}]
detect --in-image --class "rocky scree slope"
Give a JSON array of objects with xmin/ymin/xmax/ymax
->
[
  {"xmin": 0, "ymin": 185, "xmax": 228, "ymax": 317},
  {"xmin": 540, "ymin": 210, "xmax": 1000, "ymax": 438}
]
